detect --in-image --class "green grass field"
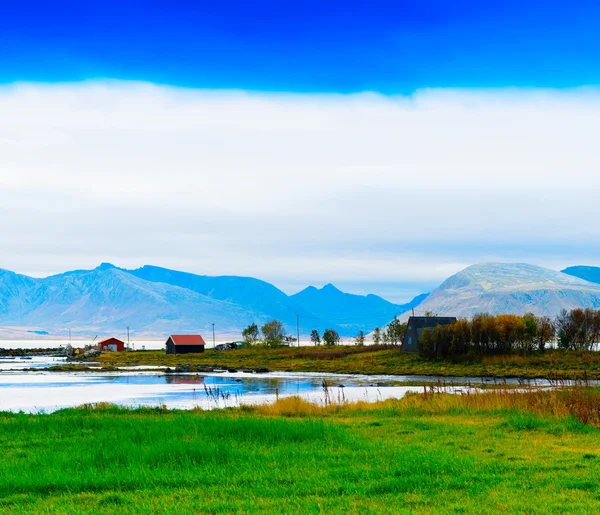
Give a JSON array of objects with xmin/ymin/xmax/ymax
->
[
  {"xmin": 91, "ymin": 345, "xmax": 600, "ymax": 379},
  {"xmin": 3, "ymin": 390, "xmax": 600, "ymax": 514}
]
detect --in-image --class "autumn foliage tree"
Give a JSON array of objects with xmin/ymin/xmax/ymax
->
[
  {"xmin": 417, "ymin": 312, "xmax": 560, "ymax": 359},
  {"xmin": 556, "ymin": 308, "xmax": 600, "ymax": 351}
]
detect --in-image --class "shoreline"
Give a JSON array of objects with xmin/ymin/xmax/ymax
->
[
  {"xmin": 86, "ymin": 346, "xmax": 600, "ymax": 381},
  {"xmin": 3, "ymin": 344, "xmax": 599, "ymax": 381}
]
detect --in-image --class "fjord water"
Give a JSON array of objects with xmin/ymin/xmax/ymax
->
[
  {"xmin": 0, "ymin": 365, "xmax": 432, "ymax": 413},
  {"xmin": 0, "ymin": 356, "xmax": 564, "ymax": 413}
]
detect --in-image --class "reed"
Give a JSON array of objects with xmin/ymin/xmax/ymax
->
[{"xmin": 403, "ymin": 384, "xmax": 600, "ymax": 426}]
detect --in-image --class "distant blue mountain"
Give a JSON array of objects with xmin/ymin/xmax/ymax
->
[
  {"xmin": 0, "ymin": 264, "xmax": 426, "ymax": 338},
  {"xmin": 291, "ymin": 284, "xmax": 427, "ymax": 332},
  {"xmin": 0, "ymin": 264, "xmax": 262, "ymax": 337},
  {"xmin": 562, "ymin": 266, "xmax": 600, "ymax": 285},
  {"xmin": 127, "ymin": 265, "xmax": 427, "ymax": 336}
]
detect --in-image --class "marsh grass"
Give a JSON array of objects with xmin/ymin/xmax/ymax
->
[
  {"xmin": 95, "ymin": 347, "xmax": 600, "ymax": 379},
  {"xmin": 402, "ymin": 385, "xmax": 600, "ymax": 427}
]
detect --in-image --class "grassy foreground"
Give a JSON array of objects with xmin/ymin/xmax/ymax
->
[
  {"xmin": 3, "ymin": 389, "xmax": 600, "ymax": 514},
  {"xmin": 93, "ymin": 345, "xmax": 600, "ymax": 379}
]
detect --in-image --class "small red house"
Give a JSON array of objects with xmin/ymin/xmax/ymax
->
[
  {"xmin": 98, "ymin": 337, "xmax": 126, "ymax": 353},
  {"xmin": 165, "ymin": 334, "xmax": 206, "ymax": 354}
]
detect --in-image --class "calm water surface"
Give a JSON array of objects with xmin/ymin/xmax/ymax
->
[
  {"xmin": 0, "ymin": 369, "xmax": 430, "ymax": 413},
  {"xmin": 0, "ymin": 356, "xmax": 445, "ymax": 412},
  {"xmin": 0, "ymin": 357, "xmax": 566, "ymax": 413}
]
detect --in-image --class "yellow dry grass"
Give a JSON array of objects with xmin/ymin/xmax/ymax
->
[{"xmin": 244, "ymin": 385, "xmax": 600, "ymax": 427}]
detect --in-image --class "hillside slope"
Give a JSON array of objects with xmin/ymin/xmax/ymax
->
[
  {"xmin": 403, "ymin": 263, "xmax": 600, "ymax": 319},
  {"xmin": 0, "ymin": 265, "xmax": 268, "ymax": 336},
  {"xmin": 127, "ymin": 265, "xmax": 305, "ymax": 326}
]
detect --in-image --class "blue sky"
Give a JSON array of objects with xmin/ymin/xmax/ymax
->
[
  {"xmin": 1, "ymin": 1, "xmax": 600, "ymax": 302},
  {"xmin": 2, "ymin": 1, "xmax": 600, "ymax": 92}
]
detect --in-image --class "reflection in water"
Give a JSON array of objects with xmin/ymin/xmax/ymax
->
[
  {"xmin": 161, "ymin": 374, "xmax": 325, "ymax": 397},
  {"xmin": 164, "ymin": 375, "xmax": 206, "ymax": 385},
  {"xmin": 0, "ymin": 371, "xmax": 373, "ymax": 413},
  {"xmin": 0, "ymin": 359, "xmax": 571, "ymax": 414}
]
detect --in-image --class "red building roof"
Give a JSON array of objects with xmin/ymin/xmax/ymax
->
[
  {"xmin": 98, "ymin": 337, "xmax": 125, "ymax": 346},
  {"xmin": 169, "ymin": 334, "xmax": 206, "ymax": 346}
]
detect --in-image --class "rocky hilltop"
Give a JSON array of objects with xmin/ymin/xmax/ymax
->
[{"xmin": 404, "ymin": 263, "xmax": 600, "ymax": 319}]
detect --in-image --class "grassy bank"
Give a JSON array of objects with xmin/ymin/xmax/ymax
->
[
  {"xmin": 93, "ymin": 346, "xmax": 600, "ymax": 379},
  {"xmin": 2, "ymin": 389, "xmax": 600, "ymax": 514}
]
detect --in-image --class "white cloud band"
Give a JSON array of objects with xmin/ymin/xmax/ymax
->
[{"xmin": 1, "ymin": 81, "xmax": 598, "ymax": 300}]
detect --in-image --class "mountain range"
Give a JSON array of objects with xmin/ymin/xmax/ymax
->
[
  {"xmin": 0, "ymin": 264, "xmax": 425, "ymax": 338},
  {"xmin": 3, "ymin": 261, "xmax": 600, "ymax": 339}
]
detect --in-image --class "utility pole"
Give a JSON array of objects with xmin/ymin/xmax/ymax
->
[
  {"xmin": 212, "ymin": 323, "xmax": 215, "ymax": 348},
  {"xmin": 297, "ymin": 314, "xmax": 300, "ymax": 347}
]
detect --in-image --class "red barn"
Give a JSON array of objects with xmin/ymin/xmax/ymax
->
[
  {"xmin": 166, "ymin": 334, "xmax": 206, "ymax": 354},
  {"xmin": 98, "ymin": 337, "xmax": 126, "ymax": 352}
]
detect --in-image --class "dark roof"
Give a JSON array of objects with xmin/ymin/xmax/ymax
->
[
  {"xmin": 168, "ymin": 334, "xmax": 206, "ymax": 346},
  {"xmin": 407, "ymin": 316, "xmax": 457, "ymax": 328}
]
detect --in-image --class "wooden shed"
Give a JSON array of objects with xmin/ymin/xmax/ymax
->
[
  {"xmin": 403, "ymin": 317, "xmax": 457, "ymax": 353},
  {"xmin": 165, "ymin": 334, "xmax": 206, "ymax": 354},
  {"xmin": 98, "ymin": 337, "xmax": 126, "ymax": 353}
]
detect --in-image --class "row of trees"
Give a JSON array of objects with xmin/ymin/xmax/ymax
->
[
  {"xmin": 371, "ymin": 317, "xmax": 407, "ymax": 345},
  {"xmin": 555, "ymin": 308, "xmax": 600, "ymax": 351},
  {"xmin": 348, "ymin": 317, "xmax": 408, "ymax": 346},
  {"xmin": 241, "ymin": 322, "xmax": 344, "ymax": 347},
  {"xmin": 419, "ymin": 308, "xmax": 600, "ymax": 358},
  {"xmin": 311, "ymin": 317, "xmax": 409, "ymax": 347},
  {"xmin": 242, "ymin": 309, "xmax": 600, "ymax": 354},
  {"xmin": 310, "ymin": 329, "xmax": 341, "ymax": 346}
]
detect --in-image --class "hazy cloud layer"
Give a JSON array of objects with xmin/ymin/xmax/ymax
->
[{"xmin": 1, "ymin": 82, "xmax": 599, "ymax": 301}]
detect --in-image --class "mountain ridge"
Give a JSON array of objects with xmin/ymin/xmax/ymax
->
[
  {"xmin": 0, "ymin": 264, "xmax": 422, "ymax": 338},
  {"xmin": 291, "ymin": 283, "xmax": 427, "ymax": 331}
]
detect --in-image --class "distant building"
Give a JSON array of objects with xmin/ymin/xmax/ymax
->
[
  {"xmin": 165, "ymin": 334, "xmax": 206, "ymax": 354},
  {"xmin": 98, "ymin": 337, "xmax": 126, "ymax": 353},
  {"xmin": 403, "ymin": 316, "xmax": 457, "ymax": 353},
  {"xmin": 214, "ymin": 341, "xmax": 245, "ymax": 351}
]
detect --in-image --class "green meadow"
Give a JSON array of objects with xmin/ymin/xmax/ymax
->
[
  {"xmin": 92, "ymin": 346, "xmax": 600, "ymax": 379},
  {"xmin": 2, "ymin": 389, "xmax": 600, "ymax": 514}
]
